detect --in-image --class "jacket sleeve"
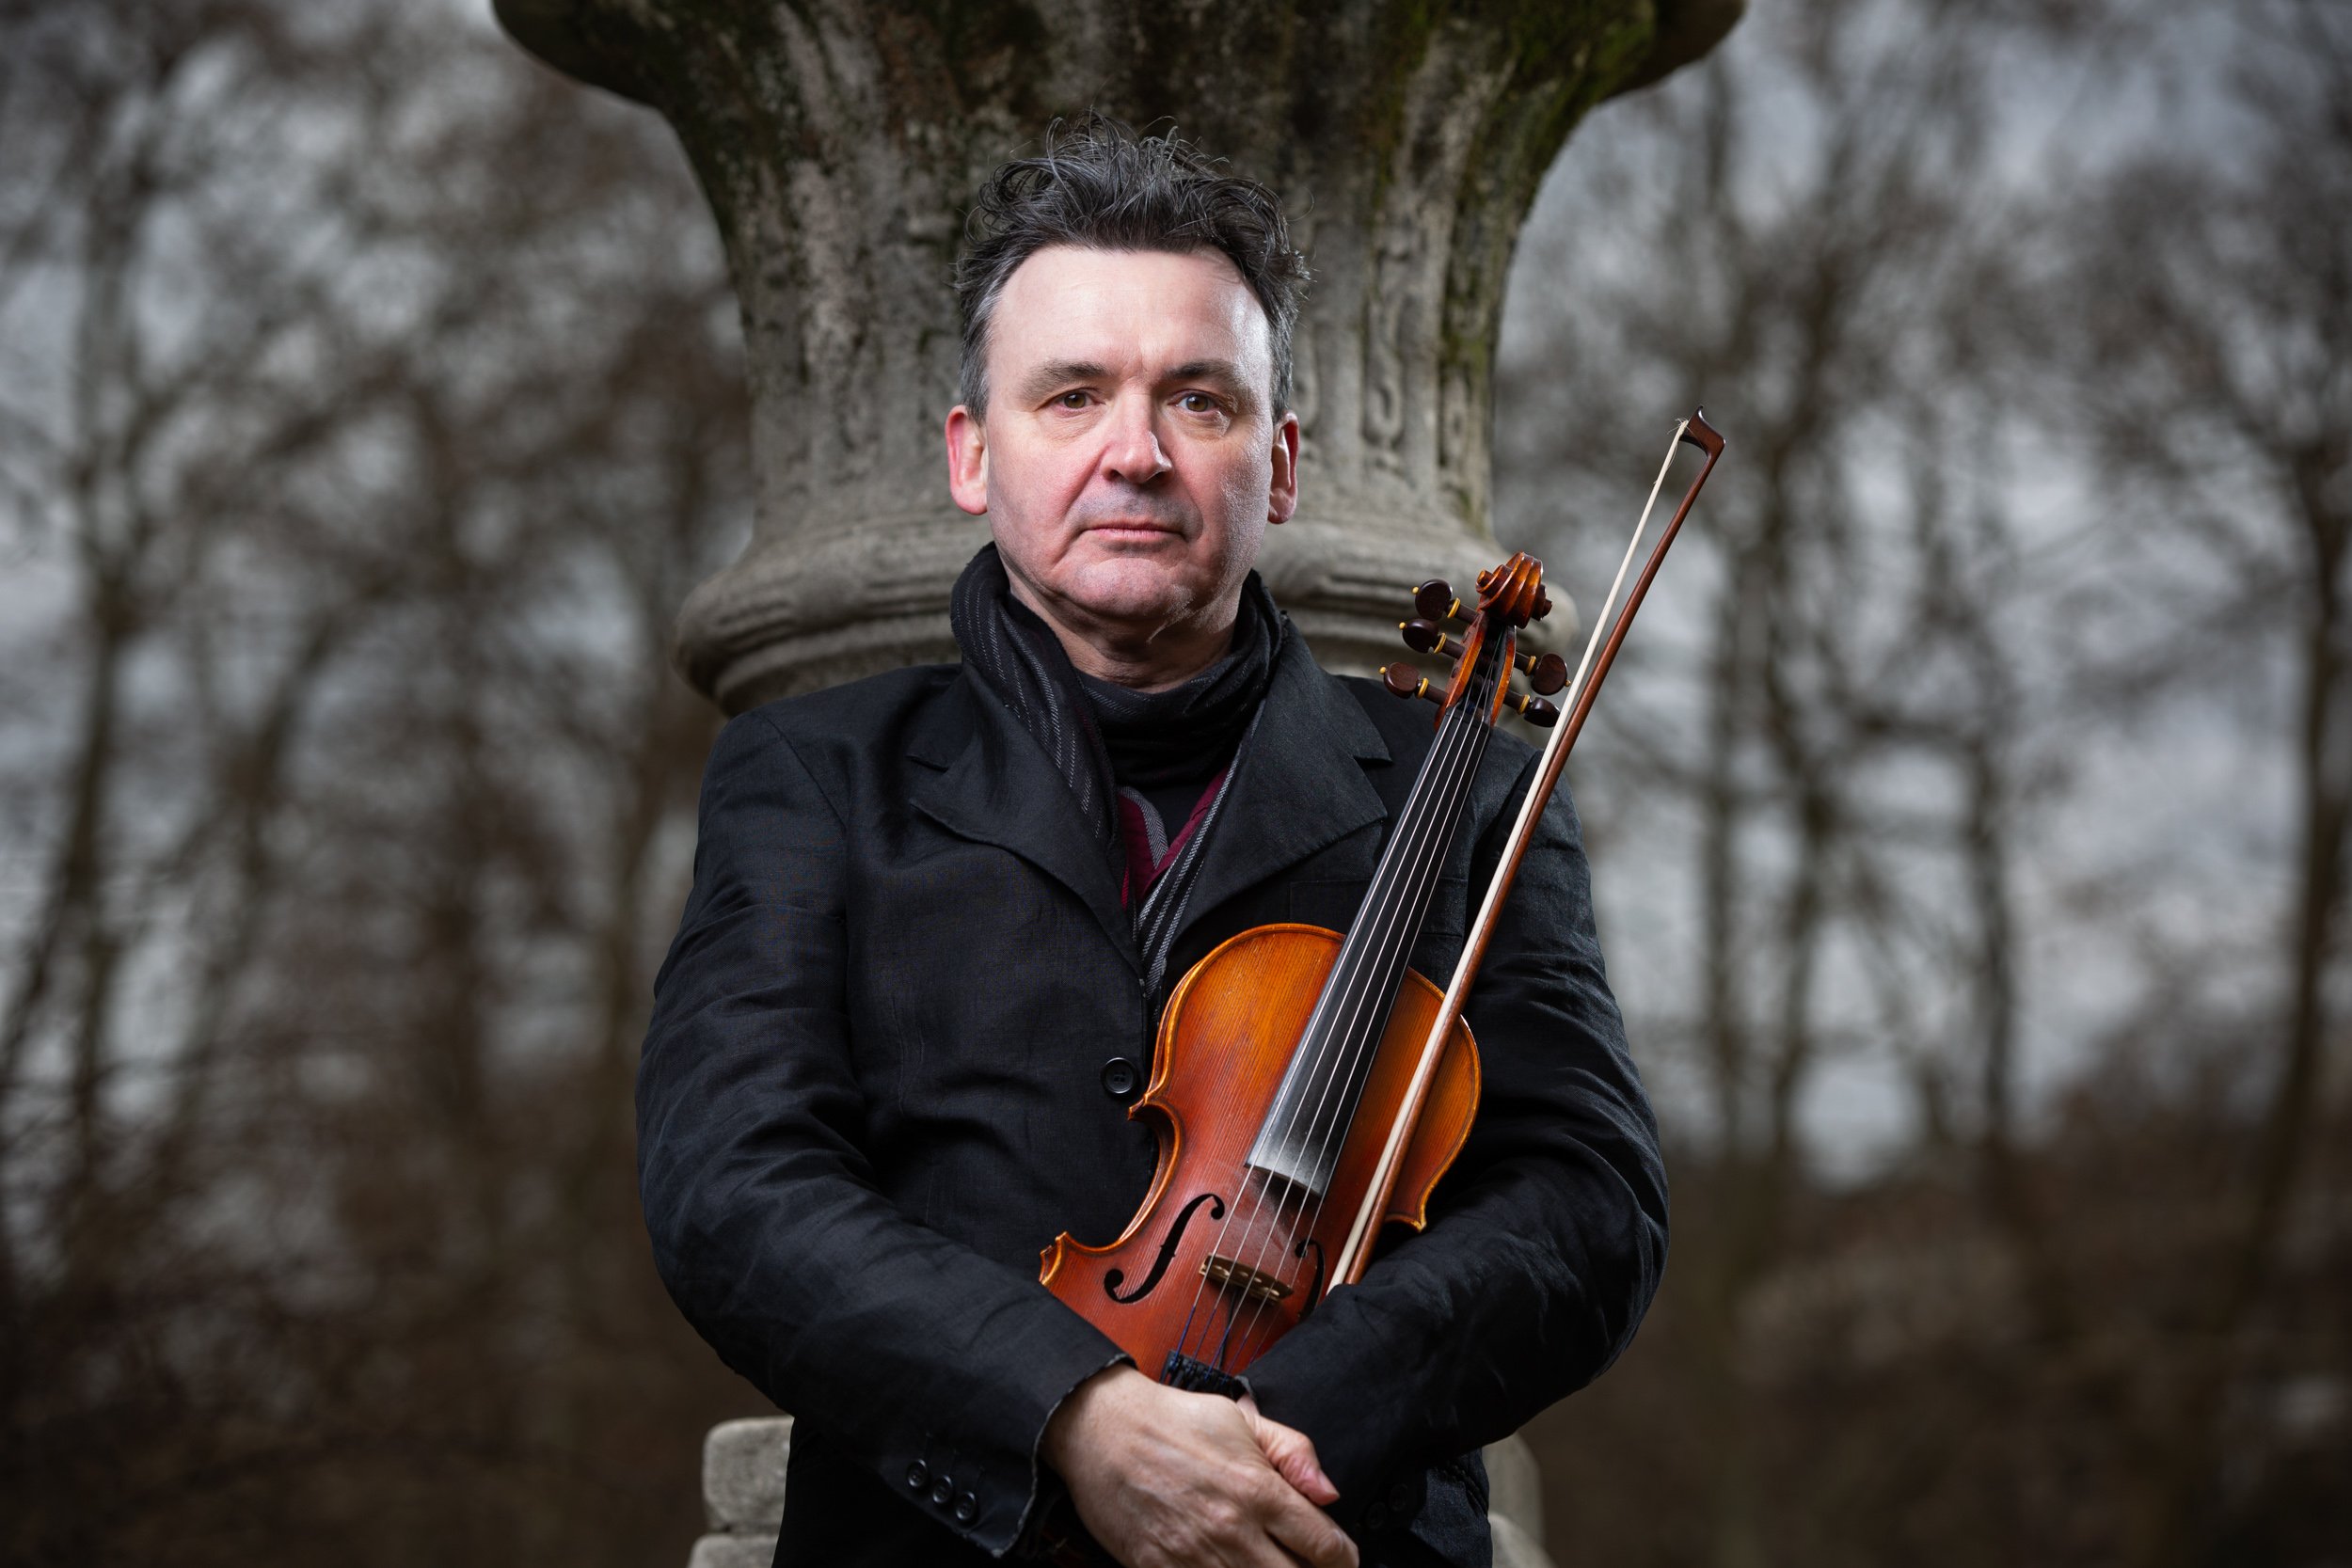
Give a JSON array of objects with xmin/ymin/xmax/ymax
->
[
  {"xmin": 637, "ymin": 709, "xmax": 1129, "ymax": 1557},
  {"xmin": 1240, "ymin": 748, "xmax": 1669, "ymax": 1525}
]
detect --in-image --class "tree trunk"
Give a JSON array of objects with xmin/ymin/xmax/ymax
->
[{"xmin": 494, "ymin": 0, "xmax": 1740, "ymax": 708}]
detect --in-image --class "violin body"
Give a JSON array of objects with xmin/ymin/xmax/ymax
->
[{"xmin": 1041, "ymin": 924, "xmax": 1478, "ymax": 1385}]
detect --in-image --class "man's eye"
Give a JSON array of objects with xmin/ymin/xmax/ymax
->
[
  {"xmin": 1178, "ymin": 392, "xmax": 1222, "ymax": 414},
  {"xmin": 1055, "ymin": 390, "xmax": 1091, "ymax": 409}
]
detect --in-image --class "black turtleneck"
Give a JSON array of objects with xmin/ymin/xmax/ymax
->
[{"xmin": 1073, "ymin": 588, "xmax": 1274, "ymax": 836}]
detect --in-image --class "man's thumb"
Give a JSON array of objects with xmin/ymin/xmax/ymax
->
[{"xmin": 1244, "ymin": 1408, "xmax": 1340, "ymax": 1506}]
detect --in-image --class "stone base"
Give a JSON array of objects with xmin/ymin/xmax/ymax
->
[
  {"xmin": 673, "ymin": 513, "xmax": 1571, "ymax": 713},
  {"xmin": 690, "ymin": 1417, "xmax": 790, "ymax": 1567},
  {"xmin": 687, "ymin": 1534, "xmax": 777, "ymax": 1568}
]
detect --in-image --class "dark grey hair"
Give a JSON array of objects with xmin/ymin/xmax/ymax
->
[{"xmin": 954, "ymin": 115, "xmax": 1311, "ymax": 420}]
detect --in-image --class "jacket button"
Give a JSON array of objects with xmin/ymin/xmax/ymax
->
[
  {"xmin": 930, "ymin": 1475, "xmax": 955, "ymax": 1507},
  {"xmin": 1387, "ymin": 1480, "xmax": 1418, "ymax": 1512},
  {"xmin": 903, "ymin": 1460, "xmax": 928, "ymax": 1491},
  {"xmin": 1100, "ymin": 1057, "xmax": 1140, "ymax": 1100},
  {"xmin": 953, "ymin": 1490, "xmax": 978, "ymax": 1525}
]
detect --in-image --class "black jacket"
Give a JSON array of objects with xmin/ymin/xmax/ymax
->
[{"xmin": 639, "ymin": 627, "xmax": 1668, "ymax": 1563}]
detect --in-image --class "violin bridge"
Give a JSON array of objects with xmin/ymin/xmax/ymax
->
[{"xmin": 1200, "ymin": 1253, "xmax": 1293, "ymax": 1303}]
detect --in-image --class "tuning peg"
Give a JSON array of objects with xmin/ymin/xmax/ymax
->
[
  {"xmin": 1381, "ymin": 662, "xmax": 1448, "ymax": 706},
  {"xmin": 1398, "ymin": 618, "xmax": 1459, "ymax": 657},
  {"xmin": 1411, "ymin": 579, "xmax": 1465, "ymax": 623},
  {"xmin": 1403, "ymin": 621, "xmax": 1569, "ymax": 698},
  {"xmin": 1505, "ymin": 689, "xmax": 1560, "ymax": 726}
]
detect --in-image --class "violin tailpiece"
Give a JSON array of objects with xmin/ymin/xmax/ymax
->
[{"xmin": 1159, "ymin": 1351, "xmax": 1251, "ymax": 1400}]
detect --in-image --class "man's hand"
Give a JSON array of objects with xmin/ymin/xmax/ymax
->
[{"xmin": 1041, "ymin": 1366, "xmax": 1358, "ymax": 1568}]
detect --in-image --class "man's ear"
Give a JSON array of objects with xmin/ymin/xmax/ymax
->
[
  {"xmin": 946, "ymin": 405, "xmax": 989, "ymax": 516},
  {"xmin": 1267, "ymin": 410, "xmax": 1300, "ymax": 525}
]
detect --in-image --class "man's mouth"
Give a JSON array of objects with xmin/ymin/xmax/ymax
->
[{"xmin": 1084, "ymin": 520, "xmax": 1184, "ymax": 540}]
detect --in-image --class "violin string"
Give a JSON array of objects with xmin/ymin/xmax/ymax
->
[
  {"xmin": 1167, "ymin": 737, "xmax": 1437, "ymax": 1372},
  {"xmin": 1219, "ymin": 642, "xmax": 1502, "ymax": 1363},
  {"xmin": 1161, "ymin": 716, "xmax": 1285, "ymax": 1371},
  {"xmin": 1248, "ymin": 653, "xmax": 1495, "ymax": 1320},
  {"xmin": 1286, "ymin": 642, "xmax": 1500, "ymax": 1179},
  {"xmin": 1270, "ymin": 677, "xmax": 1486, "ymax": 1188},
  {"xmin": 1173, "ymin": 663, "xmax": 1491, "ymax": 1374},
  {"xmin": 1180, "ymin": 1156, "xmax": 1313, "ymax": 1370},
  {"xmin": 1205, "ymin": 696, "xmax": 1479, "ymax": 1370},
  {"xmin": 1226, "ymin": 650, "xmax": 1496, "ymax": 1359}
]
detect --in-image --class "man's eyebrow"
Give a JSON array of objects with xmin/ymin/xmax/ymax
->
[
  {"xmin": 1166, "ymin": 360, "xmax": 1260, "ymax": 409},
  {"xmin": 1013, "ymin": 359, "xmax": 1109, "ymax": 403},
  {"xmin": 1011, "ymin": 356, "xmax": 1263, "ymax": 409}
]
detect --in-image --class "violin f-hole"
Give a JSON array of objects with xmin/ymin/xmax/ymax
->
[{"xmin": 1104, "ymin": 1191, "xmax": 1225, "ymax": 1304}]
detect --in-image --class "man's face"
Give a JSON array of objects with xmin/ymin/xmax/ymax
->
[{"xmin": 945, "ymin": 245, "xmax": 1299, "ymax": 661}]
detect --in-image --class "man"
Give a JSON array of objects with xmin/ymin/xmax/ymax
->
[{"xmin": 639, "ymin": 119, "xmax": 1667, "ymax": 1568}]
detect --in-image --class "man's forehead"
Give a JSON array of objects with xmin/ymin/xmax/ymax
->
[
  {"xmin": 1004, "ymin": 241, "xmax": 1251, "ymax": 289},
  {"xmin": 991, "ymin": 245, "xmax": 1270, "ymax": 367}
]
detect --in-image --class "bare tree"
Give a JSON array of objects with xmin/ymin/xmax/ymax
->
[
  {"xmin": 1, "ymin": 3, "xmax": 753, "ymax": 1562},
  {"xmin": 1492, "ymin": 3, "xmax": 2078, "ymax": 1558},
  {"xmin": 1490, "ymin": 0, "xmax": 2349, "ymax": 1562},
  {"xmin": 2019, "ymin": 3, "xmax": 2352, "ymax": 1557}
]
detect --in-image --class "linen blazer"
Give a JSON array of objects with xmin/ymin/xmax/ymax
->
[{"xmin": 638, "ymin": 626, "xmax": 1669, "ymax": 1564}]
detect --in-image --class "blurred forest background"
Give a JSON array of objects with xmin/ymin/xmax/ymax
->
[{"xmin": 1, "ymin": 0, "xmax": 2344, "ymax": 1565}]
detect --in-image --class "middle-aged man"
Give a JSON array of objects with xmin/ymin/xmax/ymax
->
[{"xmin": 639, "ymin": 118, "xmax": 1668, "ymax": 1568}]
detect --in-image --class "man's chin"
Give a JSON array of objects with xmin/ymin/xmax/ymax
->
[{"xmin": 1054, "ymin": 564, "xmax": 1204, "ymax": 631}]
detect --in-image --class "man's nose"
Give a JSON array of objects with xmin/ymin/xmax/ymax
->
[{"xmin": 1100, "ymin": 396, "xmax": 1172, "ymax": 484}]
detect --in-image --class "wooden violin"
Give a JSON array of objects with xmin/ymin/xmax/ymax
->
[{"xmin": 1039, "ymin": 411, "xmax": 1724, "ymax": 1403}]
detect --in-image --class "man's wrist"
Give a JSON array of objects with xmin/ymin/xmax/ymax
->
[{"xmin": 1041, "ymin": 1363, "xmax": 1146, "ymax": 1475}]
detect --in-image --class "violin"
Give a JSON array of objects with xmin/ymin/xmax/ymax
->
[{"xmin": 1039, "ymin": 411, "xmax": 1724, "ymax": 1421}]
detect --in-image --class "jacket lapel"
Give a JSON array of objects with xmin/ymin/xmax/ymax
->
[
  {"xmin": 906, "ymin": 630, "xmax": 1391, "ymax": 974},
  {"xmin": 907, "ymin": 669, "xmax": 1140, "ymax": 970},
  {"xmin": 1165, "ymin": 630, "xmax": 1391, "ymax": 953}
]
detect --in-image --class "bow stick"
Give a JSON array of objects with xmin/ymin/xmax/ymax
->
[{"xmin": 1329, "ymin": 408, "xmax": 1726, "ymax": 1290}]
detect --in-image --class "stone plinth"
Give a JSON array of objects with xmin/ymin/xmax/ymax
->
[
  {"xmin": 495, "ymin": 0, "xmax": 1741, "ymax": 709},
  {"xmin": 690, "ymin": 1418, "xmax": 792, "ymax": 1568},
  {"xmin": 688, "ymin": 1416, "xmax": 1559, "ymax": 1566}
]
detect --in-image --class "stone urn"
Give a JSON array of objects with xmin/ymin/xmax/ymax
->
[{"xmin": 493, "ymin": 0, "xmax": 1741, "ymax": 708}]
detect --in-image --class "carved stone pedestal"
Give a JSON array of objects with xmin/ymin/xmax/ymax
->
[{"xmin": 495, "ymin": 0, "xmax": 1740, "ymax": 707}]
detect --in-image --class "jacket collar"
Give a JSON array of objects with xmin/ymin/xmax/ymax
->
[{"xmin": 906, "ymin": 623, "xmax": 1391, "ymax": 972}]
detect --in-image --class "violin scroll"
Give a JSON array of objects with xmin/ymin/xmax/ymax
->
[{"xmin": 1474, "ymin": 553, "xmax": 1546, "ymax": 628}]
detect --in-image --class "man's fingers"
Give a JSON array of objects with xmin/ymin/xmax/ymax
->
[
  {"xmin": 1238, "ymin": 1410, "xmax": 1353, "ymax": 1568},
  {"xmin": 1053, "ymin": 1377, "xmax": 1355, "ymax": 1568},
  {"xmin": 1258, "ymin": 1472, "xmax": 1358, "ymax": 1568},
  {"xmin": 1242, "ymin": 1407, "xmax": 1339, "ymax": 1506}
]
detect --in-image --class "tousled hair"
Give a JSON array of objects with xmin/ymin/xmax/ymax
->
[{"xmin": 954, "ymin": 115, "xmax": 1310, "ymax": 420}]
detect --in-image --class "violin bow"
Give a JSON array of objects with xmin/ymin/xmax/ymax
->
[{"xmin": 1329, "ymin": 409, "xmax": 1725, "ymax": 1290}]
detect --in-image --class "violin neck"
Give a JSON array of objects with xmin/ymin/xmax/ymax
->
[{"xmin": 1243, "ymin": 636, "xmax": 1505, "ymax": 1196}]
